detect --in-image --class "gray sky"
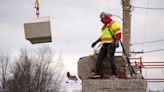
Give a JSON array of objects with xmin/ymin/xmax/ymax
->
[{"xmin": 0, "ymin": 0, "xmax": 164, "ymax": 91}]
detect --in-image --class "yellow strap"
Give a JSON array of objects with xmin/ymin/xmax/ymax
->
[
  {"xmin": 35, "ymin": 0, "xmax": 39, "ymax": 8},
  {"xmin": 35, "ymin": 0, "xmax": 39, "ymax": 17}
]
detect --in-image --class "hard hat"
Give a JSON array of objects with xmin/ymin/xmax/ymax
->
[
  {"xmin": 100, "ymin": 12, "xmax": 113, "ymax": 24},
  {"xmin": 100, "ymin": 12, "xmax": 111, "ymax": 19}
]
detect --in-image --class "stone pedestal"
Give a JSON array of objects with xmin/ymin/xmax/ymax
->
[
  {"xmin": 82, "ymin": 79, "xmax": 147, "ymax": 92},
  {"xmin": 24, "ymin": 16, "xmax": 52, "ymax": 44},
  {"xmin": 78, "ymin": 55, "xmax": 147, "ymax": 92},
  {"xmin": 78, "ymin": 55, "xmax": 127, "ymax": 79}
]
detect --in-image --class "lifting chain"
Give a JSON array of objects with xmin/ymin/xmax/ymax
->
[{"xmin": 35, "ymin": 0, "xmax": 39, "ymax": 17}]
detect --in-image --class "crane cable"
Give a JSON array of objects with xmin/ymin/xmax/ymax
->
[
  {"xmin": 35, "ymin": 0, "xmax": 39, "ymax": 17},
  {"xmin": 132, "ymin": 6, "xmax": 164, "ymax": 10},
  {"xmin": 131, "ymin": 39, "xmax": 164, "ymax": 45},
  {"xmin": 131, "ymin": 0, "xmax": 137, "ymax": 57},
  {"xmin": 142, "ymin": 0, "xmax": 150, "ymax": 52},
  {"xmin": 144, "ymin": 48, "xmax": 164, "ymax": 53}
]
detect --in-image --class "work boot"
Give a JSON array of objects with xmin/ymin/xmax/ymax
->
[
  {"xmin": 89, "ymin": 72, "xmax": 101, "ymax": 78},
  {"xmin": 109, "ymin": 75, "xmax": 118, "ymax": 79}
]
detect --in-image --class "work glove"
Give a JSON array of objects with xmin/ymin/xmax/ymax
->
[
  {"xmin": 91, "ymin": 42, "xmax": 97, "ymax": 48},
  {"xmin": 114, "ymin": 41, "xmax": 119, "ymax": 48}
]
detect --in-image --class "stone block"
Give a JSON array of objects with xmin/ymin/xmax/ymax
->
[
  {"xmin": 114, "ymin": 79, "xmax": 147, "ymax": 91},
  {"xmin": 78, "ymin": 55, "xmax": 96, "ymax": 79},
  {"xmin": 78, "ymin": 55, "xmax": 127, "ymax": 80},
  {"xmin": 82, "ymin": 79, "xmax": 147, "ymax": 92},
  {"xmin": 83, "ymin": 79, "xmax": 114, "ymax": 91},
  {"xmin": 98, "ymin": 79, "xmax": 114, "ymax": 89},
  {"xmin": 24, "ymin": 16, "xmax": 52, "ymax": 44},
  {"xmin": 96, "ymin": 90, "xmax": 117, "ymax": 92}
]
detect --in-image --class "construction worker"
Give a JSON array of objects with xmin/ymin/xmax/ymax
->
[{"xmin": 90, "ymin": 12, "xmax": 122, "ymax": 79}]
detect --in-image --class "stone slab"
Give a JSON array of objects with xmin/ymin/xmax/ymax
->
[
  {"xmin": 24, "ymin": 16, "xmax": 52, "ymax": 44},
  {"xmin": 82, "ymin": 79, "xmax": 147, "ymax": 92}
]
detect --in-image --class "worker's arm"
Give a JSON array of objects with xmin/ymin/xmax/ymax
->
[
  {"xmin": 91, "ymin": 38, "xmax": 101, "ymax": 48},
  {"xmin": 113, "ymin": 32, "xmax": 121, "ymax": 48},
  {"xmin": 95, "ymin": 37, "xmax": 101, "ymax": 43},
  {"xmin": 110, "ymin": 21, "xmax": 122, "ymax": 47},
  {"xmin": 110, "ymin": 21, "xmax": 122, "ymax": 41},
  {"xmin": 116, "ymin": 33, "xmax": 121, "ymax": 41}
]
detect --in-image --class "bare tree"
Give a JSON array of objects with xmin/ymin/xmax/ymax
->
[
  {"xmin": 2, "ymin": 46, "xmax": 65, "ymax": 92},
  {"xmin": 0, "ymin": 51, "xmax": 10, "ymax": 92}
]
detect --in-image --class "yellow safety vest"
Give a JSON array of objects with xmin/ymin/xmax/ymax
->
[{"xmin": 100, "ymin": 21, "xmax": 121, "ymax": 44}]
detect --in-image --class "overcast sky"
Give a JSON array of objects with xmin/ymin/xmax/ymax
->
[{"xmin": 0, "ymin": 0, "xmax": 164, "ymax": 91}]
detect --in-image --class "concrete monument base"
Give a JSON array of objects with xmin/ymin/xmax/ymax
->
[{"xmin": 82, "ymin": 79, "xmax": 147, "ymax": 92}]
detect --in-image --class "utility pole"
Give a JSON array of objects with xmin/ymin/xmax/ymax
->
[{"xmin": 122, "ymin": 0, "xmax": 131, "ymax": 57}]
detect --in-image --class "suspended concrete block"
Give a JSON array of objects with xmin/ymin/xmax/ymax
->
[{"xmin": 24, "ymin": 16, "xmax": 52, "ymax": 44}]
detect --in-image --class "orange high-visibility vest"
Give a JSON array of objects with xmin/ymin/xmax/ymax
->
[{"xmin": 100, "ymin": 21, "xmax": 122, "ymax": 44}]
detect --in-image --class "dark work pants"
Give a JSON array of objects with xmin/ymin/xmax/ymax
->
[{"xmin": 95, "ymin": 43, "xmax": 117, "ymax": 76}]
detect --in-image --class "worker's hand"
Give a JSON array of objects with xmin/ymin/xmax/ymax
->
[
  {"xmin": 91, "ymin": 42, "xmax": 97, "ymax": 48},
  {"xmin": 114, "ymin": 41, "xmax": 119, "ymax": 48}
]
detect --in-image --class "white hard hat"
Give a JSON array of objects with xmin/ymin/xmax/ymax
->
[{"xmin": 100, "ymin": 12, "xmax": 111, "ymax": 19}]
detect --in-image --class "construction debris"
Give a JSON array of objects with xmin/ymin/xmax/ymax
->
[{"xmin": 67, "ymin": 72, "xmax": 78, "ymax": 81}]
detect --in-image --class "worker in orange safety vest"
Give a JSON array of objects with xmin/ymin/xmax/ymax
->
[{"xmin": 90, "ymin": 12, "xmax": 122, "ymax": 79}]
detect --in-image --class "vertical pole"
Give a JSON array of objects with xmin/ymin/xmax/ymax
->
[
  {"xmin": 122, "ymin": 0, "xmax": 131, "ymax": 57},
  {"xmin": 140, "ymin": 57, "xmax": 143, "ymax": 74}
]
